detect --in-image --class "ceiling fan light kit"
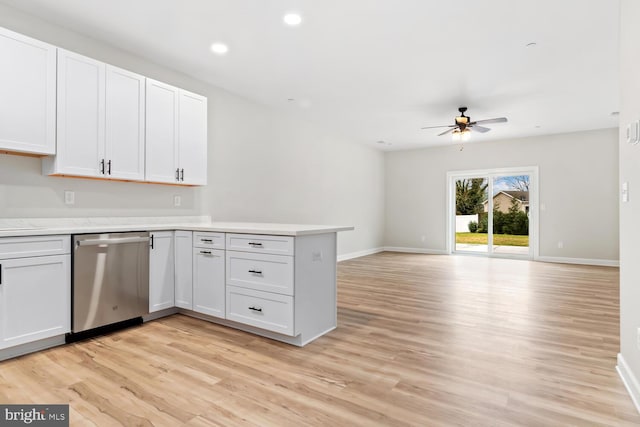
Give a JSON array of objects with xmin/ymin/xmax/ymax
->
[{"xmin": 422, "ymin": 107, "xmax": 508, "ymax": 142}]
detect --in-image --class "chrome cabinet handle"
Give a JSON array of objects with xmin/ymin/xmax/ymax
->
[
  {"xmin": 176, "ymin": 168, "xmax": 180, "ymax": 181},
  {"xmin": 248, "ymin": 269, "xmax": 262, "ymax": 274},
  {"xmin": 107, "ymin": 160, "xmax": 112, "ymax": 175},
  {"xmin": 248, "ymin": 242, "xmax": 263, "ymax": 247},
  {"xmin": 180, "ymin": 168, "xmax": 184, "ymax": 181},
  {"xmin": 248, "ymin": 306, "xmax": 262, "ymax": 312},
  {"xmin": 100, "ymin": 159, "xmax": 105, "ymax": 174}
]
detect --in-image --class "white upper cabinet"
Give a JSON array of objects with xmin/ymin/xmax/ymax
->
[
  {"xmin": 45, "ymin": 49, "xmax": 145, "ymax": 180},
  {"xmin": 178, "ymin": 90, "xmax": 208, "ymax": 185},
  {"xmin": 0, "ymin": 27, "xmax": 56, "ymax": 155},
  {"xmin": 146, "ymin": 79, "xmax": 207, "ymax": 186},
  {"xmin": 50, "ymin": 49, "xmax": 105, "ymax": 177},
  {"xmin": 145, "ymin": 79, "xmax": 179, "ymax": 184},
  {"xmin": 105, "ymin": 65, "xmax": 145, "ymax": 180}
]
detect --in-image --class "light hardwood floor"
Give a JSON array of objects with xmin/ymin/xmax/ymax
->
[{"xmin": 1, "ymin": 252, "xmax": 638, "ymax": 426}]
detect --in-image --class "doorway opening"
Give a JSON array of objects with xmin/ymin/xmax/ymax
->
[{"xmin": 447, "ymin": 167, "xmax": 538, "ymax": 259}]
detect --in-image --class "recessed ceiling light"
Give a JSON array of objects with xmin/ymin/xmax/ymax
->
[
  {"xmin": 611, "ymin": 111, "xmax": 620, "ymax": 116},
  {"xmin": 376, "ymin": 140, "xmax": 386, "ymax": 144},
  {"xmin": 210, "ymin": 42, "xmax": 229, "ymax": 55},
  {"xmin": 283, "ymin": 13, "xmax": 303, "ymax": 26},
  {"xmin": 535, "ymin": 125, "xmax": 541, "ymax": 128}
]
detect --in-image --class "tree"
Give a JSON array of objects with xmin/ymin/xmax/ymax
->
[
  {"xmin": 500, "ymin": 175, "xmax": 530, "ymax": 191},
  {"xmin": 456, "ymin": 178, "xmax": 488, "ymax": 215}
]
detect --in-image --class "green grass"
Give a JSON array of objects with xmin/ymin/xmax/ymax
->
[{"xmin": 456, "ymin": 232, "xmax": 529, "ymax": 247}]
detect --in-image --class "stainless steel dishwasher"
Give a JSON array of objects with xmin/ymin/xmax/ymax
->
[{"xmin": 72, "ymin": 232, "xmax": 150, "ymax": 335}]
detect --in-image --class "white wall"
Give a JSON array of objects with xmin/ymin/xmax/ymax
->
[
  {"xmin": 208, "ymin": 89, "xmax": 385, "ymax": 255},
  {"xmin": 0, "ymin": 4, "xmax": 385, "ymax": 256},
  {"xmin": 618, "ymin": 0, "xmax": 640, "ymax": 409},
  {"xmin": 385, "ymin": 128, "xmax": 619, "ymax": 262}
]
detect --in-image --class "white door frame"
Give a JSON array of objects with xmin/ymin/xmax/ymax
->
[{"xmin": 446, "ymin": 166, "xmax": 539, "ymax": 260}]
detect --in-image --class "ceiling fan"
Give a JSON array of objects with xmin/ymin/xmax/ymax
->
[{"xmin": 422, "ymin": 107, "xmax": 508, "ymax": 139}]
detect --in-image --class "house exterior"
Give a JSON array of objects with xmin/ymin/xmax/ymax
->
[{"xmin": 483, "ymin": 191, "xmax": 529, "ymax": 213}]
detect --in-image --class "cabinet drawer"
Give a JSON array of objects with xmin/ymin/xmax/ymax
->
[
  {"xmin": 193, "ymin": 232, "xmax": 225, "ymax": 249},
  {"xmin": 226, "ymin": 286, "xmax": 293, "ymax": 336},
  {"xmin": 226, "ymin": 251, "xmax": 294, "ymax": 295},
  {"xmin": 226, "ymin": 233, "xmax": 293, "ymax": 256},
  {"xmin": 0, "ymin": 235, "xmax": 71, "ymax": 260}
]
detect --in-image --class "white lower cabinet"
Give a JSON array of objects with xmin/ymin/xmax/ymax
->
[
  {"xmin": 149, "ymin": 231, "xmax": 175, "ymax": 312},
  {"xmin": 222, "ymin": 232, "xmax": 338, "ymax": 346},
  {"xmin": 174, "ymin": 231, "xmax": 193, "ymax": 310},
  {"xmin": 226, "ymin": 286, "xmax": 294, "ymax": 336},
  {"xmin": 0, "ymin": 235, "xmax": 70, "ymax": 350},
  {"xmin": 192, "ymin": 248, "xmax": 225, "ymax": 318}
]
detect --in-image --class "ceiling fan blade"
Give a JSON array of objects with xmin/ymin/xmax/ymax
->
[
  {"xmin": 421, "ymin": 124, "xmax": 456, "ymax": 130},
  {"xmin": 471, "ymin": 117, "xmax": 508, "ymax": 125},
  {"xmin": 437, "ymin": 127, "xmax": 457, "ymax": 136},
  {"xmin": 470, "ymin": 125, "xmax": 491, "ymax": 133}
]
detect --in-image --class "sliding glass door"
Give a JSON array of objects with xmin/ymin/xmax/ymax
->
[
  {"xmin": 491, "ymin": 175, "xmax": 530, "ymax": 256},
  {"xmin": 450, "ymin": 168, "xmax": 536, "ymax": 259},
  {"xmin": 454, "ymin": 176, "xmax": 489, "ymax": 253}
]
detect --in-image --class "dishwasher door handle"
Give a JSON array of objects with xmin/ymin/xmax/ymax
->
[{"xmin": 77, "ymin": 236, "xmax": 151, "ymax": 247}]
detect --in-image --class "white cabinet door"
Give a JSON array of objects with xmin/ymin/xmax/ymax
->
[
  {"xmin": 146, "ymin": 79, "xmax": 179, "ymax": 184},
  {"xmin": 193, "ymin": 248, "xmax": 225, "ymax": 318},
  {"xmin": 178, "ymin": 90, "xmax": 208, "ymax": 185},
  {"xmin": 55, "ymin": 49, "xmax": 105, "ymax": 177},
  {"xmin": 0, "ymin": 255, "xmax": 70, "ymax": 349},
  {"xmin": 149, "ymin": 231, "xmax": 175, "ymax": 312},
  {"xmin": 105, "ymin": 65, "xmax": 145, "ymax": 180},
  {"xmin": 0, "ymin": 27, "xmax": 56, "ymax": 155},
  {"xmin": 174, "ymin": 231, "xmax": 193, "ymax": 310}
]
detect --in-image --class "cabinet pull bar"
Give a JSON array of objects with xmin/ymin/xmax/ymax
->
[
  {"xmin": 107, "ymin": 160, "xmax": 112, "ymax": 175},
  {"xmin": 180, "ymin": 168, "xmax": 184, "ymax": 181},
  {"xmin": 0, "ymin": 264, "xmax": 2, "ymax": 285},
  {"xmin": 150, "ymin": 235, "xmax": 154, "ymax": 249},
  {"xmin": 201, "ymin": 239, "xmax": 213, "ymax": 243},
  {"xmin": 248, "ymin": 269, "xmax": 263, "ymax": 274},
  {"xmin": 100, "ymin": 159, "xmax": 105, "ymax": 174},
  {"xmin": 248, "ymin": 306, "xmax": 262, "ymax": 312},
  {"xmin": 248, "ymin": 242, "xmax": 263, "ymax": 247},
  {"xmin": 176, "ymin": 168, "xmax": 180, "ymax": 181},
  {"xmin": 200, "ymin": 250, "xmax": 212, "ymax": 255}
]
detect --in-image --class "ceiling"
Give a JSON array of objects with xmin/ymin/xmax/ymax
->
[{"xmin": 0, "ymin": 0, "xmax": 620, "ymax": 150}]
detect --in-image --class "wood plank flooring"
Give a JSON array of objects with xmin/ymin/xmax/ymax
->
[{"xmin": 1, "ymin": 252, "xmax": 638, "ymax": 426}]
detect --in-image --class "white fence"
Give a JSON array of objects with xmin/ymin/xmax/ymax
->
[{"xmin": 456, "ymin": 214, "xmax": 478, "ymax": 232}]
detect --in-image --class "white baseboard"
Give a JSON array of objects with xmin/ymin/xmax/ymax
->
[
  {"xmin": 383, "ymin": 246, "xmax": 449, "ymax": 255},
  {"xmin": 617, "ymin": 353, "xmax": 640, "ymax": 414},
  {"xmin": 536, "ymin": 256, "xmax": 619, "ymax": 267},
  {"xmin": 337, "ymin": 247, "xmax": 384, "ymax": 262}
]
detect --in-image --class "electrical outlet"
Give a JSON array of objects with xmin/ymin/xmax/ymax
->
[
  {"xmin": 64, "ymin": 190, "xmax": 75, "ymax": 205},
  {"xmin": 173, "ymin": 195, "xmax": 181, "ymax": 207},
  {"xmin": 557, "ymin": 241, "xmax": 564, "ymax": 249}
]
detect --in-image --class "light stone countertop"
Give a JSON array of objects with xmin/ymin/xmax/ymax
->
[{"xmin": 0, "ymin": 216, "xmax": 354, "ymax": 238}]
